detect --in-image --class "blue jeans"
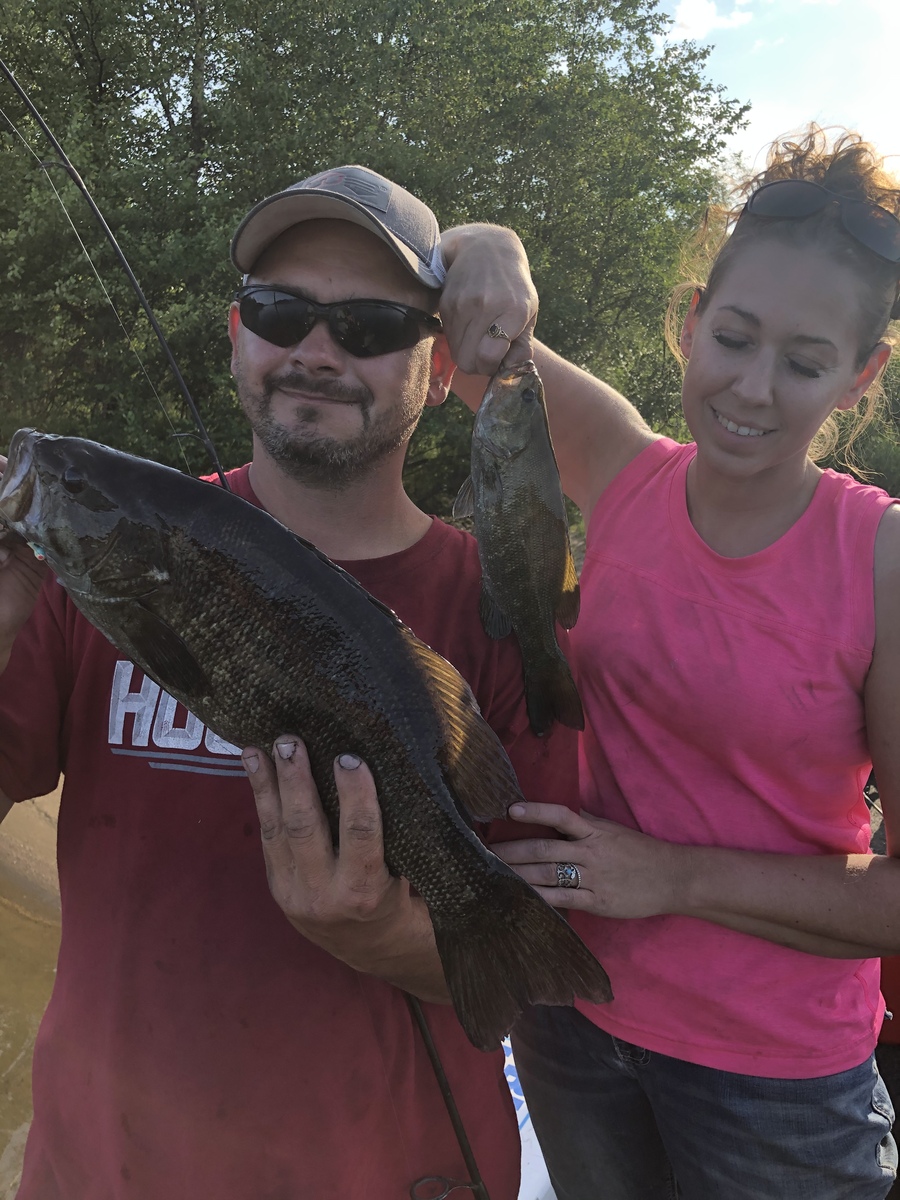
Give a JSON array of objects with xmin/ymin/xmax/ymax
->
[{"xmin": 511, "ymin": 1005, "xmax": 898, "ymax": 1200}]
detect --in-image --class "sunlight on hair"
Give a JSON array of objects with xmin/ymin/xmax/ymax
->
[{"xmin": 665, "ymin": 124, "xmax": 900, "ymax": 475}]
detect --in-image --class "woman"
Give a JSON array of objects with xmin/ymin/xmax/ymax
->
[{"xmin": 442, "ymin": 126, "xmax": 900, "ymax": 1199}]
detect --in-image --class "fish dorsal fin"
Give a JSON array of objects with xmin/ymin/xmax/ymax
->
[
  {"xmin": 452, "ymin": 475, "xmax": 475, "ymax": 520},
  {"xmin": 555, "ymin": 547, "xmax": 580, "ymax": 630},
  {"xmin": 285, "ymin": 529, "xmax": 409, "ymax": 628},
  {"xmin": 280, "ymin": 527, "xmax": 521, "ymax": 820},
  {"xmin": 406, "ymin": 637, "xmax": 524, "ymax": 823},
  {"xmin": 281, "ymin": 527, "xmax": 520, "ymax": 820},
  {"xmin": 119, "ymin": 601, "xmax": 212, "ymax": 695}
]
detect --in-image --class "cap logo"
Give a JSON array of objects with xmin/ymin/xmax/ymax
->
[{"xmin": 301, "ymin": 169, "xmax": 391, "ymax": 213}]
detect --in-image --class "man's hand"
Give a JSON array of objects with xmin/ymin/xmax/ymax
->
[
  {"xmin": 0, "ymin": 454, "xmax": 48, "ymax": 672},
  {"xmin": 242, "ymin": 736, "xmax": 450, "ymax": 1002},
  {"xmin": 440, "ymin": 224, "xmax": 538, "ymax": 376}
]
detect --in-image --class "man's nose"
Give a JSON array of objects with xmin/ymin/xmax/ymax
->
[{"xmin": 289, "ymin": 316, "xmax": 344, "ymax": 370}]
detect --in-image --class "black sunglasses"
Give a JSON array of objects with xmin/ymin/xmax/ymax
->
[
  {"xmin": 743, "ymin": 180, "xmax": 900, "ymax": 263},
  {"xmin": 234, "ymin": 285, "xmax": 443, "ymax": 358}
]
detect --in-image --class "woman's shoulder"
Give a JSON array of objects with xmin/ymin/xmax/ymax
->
[
  {"xmin": 587, "ymin": 437, "xmax": 692, "ymax": 524},
  {"xmin": 820, "ymin": 466, "xmax": 896, "ymax": 505},
  {"xmin": 874, "ymin": 502, "xmax": 900, "ymax": 577}
]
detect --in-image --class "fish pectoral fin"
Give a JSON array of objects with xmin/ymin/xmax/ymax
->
[
  {"xmin": 555, "ymin": 550, "xmax": 580, "ymax": 630},
  {"xmin": 452, "ymin": 475, "xmax": 475, "ymax": 519},
  {"xmin": 479, "ymin": 584, "xmax": 512, "ymax": 640},
  {"xmin": 119, "ymin": 603, "xmax": 212, "ymax": 695}
]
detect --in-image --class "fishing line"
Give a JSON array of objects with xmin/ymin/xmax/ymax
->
[
  {"xmin": 0, "ymin": 57, "xmax": 229, "ymax": 488},
  {"xmin": 405, "ymin": 994, "xmax": 492, "ymax": 1200},
  {"xmin": 0, "ymin": 99, "xmax": 194, "ymax": 477}
]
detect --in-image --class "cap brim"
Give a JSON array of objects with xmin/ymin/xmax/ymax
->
[{"xmin": 231, "ymin": 191, "xmax": 443, "ymax": 289}]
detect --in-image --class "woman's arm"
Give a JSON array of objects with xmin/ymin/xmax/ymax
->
[
  {"xmin": 494, "ymin": 804, "xmax": 900, "ymax": 958},
  {"xmin": 866, "ymin": 505, "xmax": 900, "ymax": 859},
  {"xmin": 440, "ymin": 224, "xmax": 656, "ymax": 517}
]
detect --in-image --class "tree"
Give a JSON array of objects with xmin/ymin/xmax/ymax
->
[{"xmin": 0, "ymin": 0, "xmax": 747, "ymax": 511}]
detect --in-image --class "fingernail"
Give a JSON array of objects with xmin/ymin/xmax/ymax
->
[
  {"xmin": 242, "ymin": 752, "xmax": 259, "ymax": 774},
  {"xmin": 508, "ymin": 804, "xmax": 526, "ymax": 817},
  {"xmin": 275, "ymin": 739, "xmax": 296, "ymax": 760},
  {"xmin": 337, "ymin": 753, "xmax": 361, "ymax": 771}
]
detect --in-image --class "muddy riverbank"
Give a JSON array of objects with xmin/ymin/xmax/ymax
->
[{"xmin": 0, "ymin": 789, "xmax": 61, "ymax": 1199}]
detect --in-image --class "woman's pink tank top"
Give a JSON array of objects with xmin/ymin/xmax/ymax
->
[{"xmin": 571, "ymin": 437, "xmax": 896, "ymax": 1077}]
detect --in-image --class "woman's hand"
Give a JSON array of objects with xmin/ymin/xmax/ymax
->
[
  {"xmin": 493, "ymin": 800, "xmax": 689, "ymax": 918},
  {"xmin": 440, "ymin": 224, "xmax": 538, "ymax": 376}
]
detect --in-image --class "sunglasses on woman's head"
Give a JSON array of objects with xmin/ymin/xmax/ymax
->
[
  {"xmin": 743, "ymin": 180, "xmax": 900, "ymax": 263},
  {"xmin": 234, "ymin": 286, "xmax": 443, "ymax": 358}
]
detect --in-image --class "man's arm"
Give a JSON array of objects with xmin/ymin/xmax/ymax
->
[{"xmin": 241, "ymin": 736, "xmax": 450, "ymax": 1004}]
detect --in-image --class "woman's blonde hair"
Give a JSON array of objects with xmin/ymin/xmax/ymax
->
[{"xmin": 665, "ymin": 125, "xmax": 900, "ymax": 466}]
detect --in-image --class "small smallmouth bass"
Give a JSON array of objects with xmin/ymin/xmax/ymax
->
[
  {"xmin": 454, "ymin": 362, "xmax": 584, "ymax": 736},
  {"xmin": 0, "ymin": 430, "xmax": 611, "ymax": 1050}
]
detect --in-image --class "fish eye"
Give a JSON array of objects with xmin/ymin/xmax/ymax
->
[
  {"xmin": 62, "ymin": 467, "xmax": 85, "ymax": 494},
  {"xmin": 521, "ymin": 388, "xmax": 537, "ymax": 403}
]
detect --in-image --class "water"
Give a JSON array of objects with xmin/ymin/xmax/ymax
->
[{"xmin": 0, "ymin": 793, "xmax": 61, "ymax": 1199}]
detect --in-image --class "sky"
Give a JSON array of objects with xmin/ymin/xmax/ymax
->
[{"xmin": 657, "ymin": 0, "xmax": 898, "ymax": 175}]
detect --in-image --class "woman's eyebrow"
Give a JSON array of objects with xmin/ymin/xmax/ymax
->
[{"xmin": 717, "ymin": 304, "xmax": 759, "ymax": 326}]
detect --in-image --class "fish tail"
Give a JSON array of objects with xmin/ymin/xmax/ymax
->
[
  {"xmin": 525, "ymin": 655, "xmax": 585, "ymax": 735},
  {"xmin": 434, "ymin": 877, "xmax": 613, "ymax": 1051}
]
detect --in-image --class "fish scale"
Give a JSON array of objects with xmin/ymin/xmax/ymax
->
[{"xmin": 0, "ymin": 428, "xmax": 612, "ymax": 1049}]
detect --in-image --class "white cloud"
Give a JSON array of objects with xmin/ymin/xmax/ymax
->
[
  {"xmin": 669, "ymin": 0, "xmax": 754, "ymax": 40},
  {"xmin": 750, "ymin": 35, "xmax": 785, "ymax": 51}
]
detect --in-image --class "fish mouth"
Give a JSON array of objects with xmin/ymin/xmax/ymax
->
[
  {"xmin": 0, "ymin": 429, "xmax": 39, "ymax": 530},
  {"xmin": 496, "ymin": 359, "xmax": 536, "ymax": 384}
]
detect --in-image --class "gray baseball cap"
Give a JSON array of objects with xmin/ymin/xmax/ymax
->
[{"xmin": 231, "ymin": 165, "xmax": 446, "ymax": 289}]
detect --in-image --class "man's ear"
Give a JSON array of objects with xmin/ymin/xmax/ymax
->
[
  {"xmin": 679, "ymin": 288, "xmax": 704, "ymax": 361},
  {"xmin": 228, "ymin": 303, "xmax": 242, "ymax": 374},
  {"xmin": 836, "ymin": 341, "xmax": 892, "ymax": 411},
  {"xmin": 426, "ymin": 334, "xmax": 457, "ymax": 408}
]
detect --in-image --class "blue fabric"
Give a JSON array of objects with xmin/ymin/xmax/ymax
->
[{"xmin": 511, "ymin": 1004, "xmax": 898, "ymax": 1200}]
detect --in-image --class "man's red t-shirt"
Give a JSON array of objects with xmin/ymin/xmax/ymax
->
[{"xmin": 0, "ymin": 464, "xmax": 578, "ymax": 1200}]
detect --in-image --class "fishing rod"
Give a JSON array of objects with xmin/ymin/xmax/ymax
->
[
  {"xmin": 0, "ymin": 56, "xmax": 495, "ymax": 1200},
  {"xmin": 0, "ymin": 55, "xmax": 229, "ymax": 490},
  {"xmin": 406, "ymin": 994, "xmax": 492, "ymax": 1200}
]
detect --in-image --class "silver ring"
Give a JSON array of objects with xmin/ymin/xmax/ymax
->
[
  {"xmin": 556, "ymin": 862, "xmax": 581, "ymax": 889},
  {"xmin": 487, "ymin": 322, "xmax": 509, "ymax": 340}
]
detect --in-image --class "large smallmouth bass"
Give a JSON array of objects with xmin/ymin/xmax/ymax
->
[
  {"xmin": 454, "ymin": 362, "xmax": 584, "ymax": 736},
  {"xmin": 0, "ymin": 429, "xmax": 611, "ymax": 1050}
]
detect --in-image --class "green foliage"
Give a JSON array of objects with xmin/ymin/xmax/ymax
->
[
  {"xmin": 819, "ymin": 356, "xmax": 900, "ymax": 497},
  {"xmin": 0, "ymin": 0, "xmax": 747, "ymax": 503}
]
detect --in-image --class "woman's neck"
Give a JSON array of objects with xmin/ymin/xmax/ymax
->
[{"xmin": 685, "ymin": 453, "xmax": 824, "ymax": 558}]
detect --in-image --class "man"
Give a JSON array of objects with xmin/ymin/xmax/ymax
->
[{"xmin": 0, "ymin": 167, "xmax": 573, "ymax": 1199}]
